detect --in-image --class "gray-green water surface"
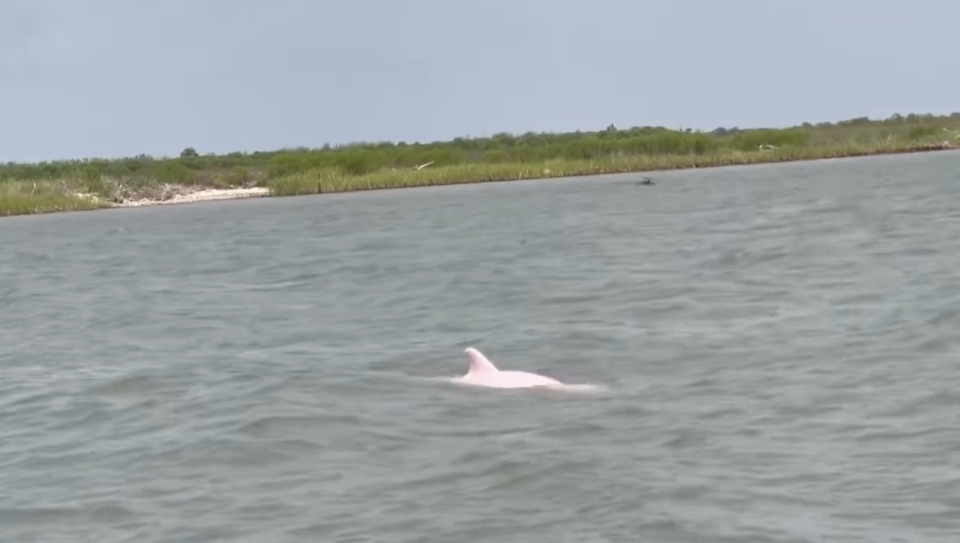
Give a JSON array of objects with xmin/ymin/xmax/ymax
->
[{"xmin": 2, "ymin": 151, "xmax": 960, "ymax": 542}]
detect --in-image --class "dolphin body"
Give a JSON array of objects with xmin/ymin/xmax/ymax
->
[{"xmin": 450, "ymin": 347, "xmax": 603, "ymax": 393}]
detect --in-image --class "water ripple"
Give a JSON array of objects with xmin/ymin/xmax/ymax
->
[{"xmin": 3, "ymin": 152, "xmax": 960, "ymax": 542}]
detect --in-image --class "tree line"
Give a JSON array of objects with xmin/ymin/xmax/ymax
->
[{"xmin": 2, "ymin": 112, "xmax": 957, "ymax": 183}]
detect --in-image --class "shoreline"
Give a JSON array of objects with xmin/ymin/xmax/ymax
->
[
  {"xmin": 110, "ymin": 186, "xmax": 269, "ymax": 208},
  {"xmin": 266, "ymin": 141, "xmax": 959, "ymax": 197},
  {"xmin": 1, "ymin": 142, "xmax": 956, "ymax": 218}
]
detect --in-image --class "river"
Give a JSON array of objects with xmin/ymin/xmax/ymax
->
[{"xmin": 2, "ymin": 151, "xmax": 959, "ymax": 542}]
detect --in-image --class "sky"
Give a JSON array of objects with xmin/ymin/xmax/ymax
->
[{"xmin": 2, "ymin": 0, "xmax": 958, "ymax": 163}]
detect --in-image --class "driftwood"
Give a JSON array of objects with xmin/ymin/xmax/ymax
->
[{"xmin": 109, "ymin": 182, "xmax": 184, "ymax": 204}]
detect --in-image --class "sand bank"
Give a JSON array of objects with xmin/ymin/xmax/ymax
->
[{"xmin": 112, "ymin": 186, "xmax": 269, "ymax": 207}]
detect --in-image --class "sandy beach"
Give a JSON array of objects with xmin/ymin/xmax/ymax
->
[{"xmin": 104, "ymin": 186, "xmax": 269, "ymax": 208}]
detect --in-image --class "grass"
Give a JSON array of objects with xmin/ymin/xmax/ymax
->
[
  {"xmin": 2, "ymin": 111, "xmax": 959, "ymax": 216},
  {"xmin": 0, "ymin": 175, "xmax": 241, "ymax": 217},
  {"xmin": 266, "ymin": 139, "xmax": 954, "ymax": 197},
  {"xmin": 0, "ymin": 180, "xmax": 111, "ymax": 217}
]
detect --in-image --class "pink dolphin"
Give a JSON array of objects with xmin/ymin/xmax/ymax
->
[{"xmin": 448, "ymin": 346, "xmax": 596, "ymax": 391}]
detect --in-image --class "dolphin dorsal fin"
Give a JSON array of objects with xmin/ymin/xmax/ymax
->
[{"xmin": 465, "ymin": 347, "xmax": 498, "ymax": 374}]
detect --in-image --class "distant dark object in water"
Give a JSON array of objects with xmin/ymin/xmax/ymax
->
[{"xmin": 636, "ymin": 177, "xmax": 654, "ymax": 186}]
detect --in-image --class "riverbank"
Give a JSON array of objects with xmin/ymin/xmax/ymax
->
[
  {"xmin": 1, "ymin": 139, "xmax": 956, "ymax": 218},
  {"xmin": 113, "ymin": 186, "xmax": 268, "ymax": 208},
  {"xmin": 0, "ymin": 180, "xmax": 268, "ymax": 217},
  {"xmin": 266, "ymin": 140, "xmax": 956, "ymax": 196}
]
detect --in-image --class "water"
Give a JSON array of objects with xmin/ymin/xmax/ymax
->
[{"xmin": 2, "ymin": 151, "xmax": 960, "ymax": 543}]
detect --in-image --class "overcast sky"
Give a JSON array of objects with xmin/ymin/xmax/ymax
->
[{"xmin": 2, "ymin": 0, "xmax": 957, "ymax": 163}]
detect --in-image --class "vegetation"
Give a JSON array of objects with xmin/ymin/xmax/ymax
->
[
  {"xmin": 0, "ymin": 180, "xmax": 110, "ymax": 217},
  {"xmin": 270, "ymin": 138, "xmax": 953, "ymax": 196},
  {"xmin": 1, "ymin": 112, "xmax": 958, "ymax": 216}
]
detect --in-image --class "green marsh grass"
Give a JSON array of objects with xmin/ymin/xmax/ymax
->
[
  {"xmin": 0, "ymin": 180, "xmax": 110, "ymax": 217},
  {"xmin": 2, "ymin": 111, "xmax": 958, "ymax": 216},
  {"xmin": 266, "ymin": 139, "xmax": 955, "ymax": 197}
]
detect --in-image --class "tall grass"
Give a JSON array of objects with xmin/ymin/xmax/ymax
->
[
  {"xmin": 1, "ymin": 111, "xmax": 958, "ymax": 216},
  {"xmin": 0, "ymin": 180, "xmax": 110, "ymax": 217},
  {"xmin": 0, "ymin": 175, "xmax": 213, "ymax": 217},
  {"xmin": 266, "ymin": 139, "xmax": 953, "ymax": 197},
  {"xmin": 2, "ymin": 111, "xmax": 958, "ymax": 186}
]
